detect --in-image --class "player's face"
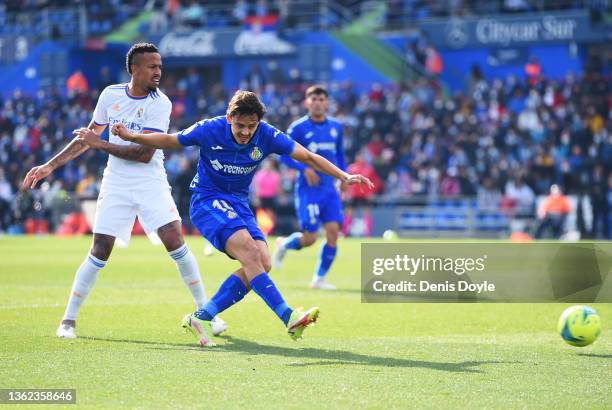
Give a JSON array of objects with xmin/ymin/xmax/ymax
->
[
  {"xmin": 227, "ymin": 113, "xmax": 260, "ymax": 145},
  {"xmin": 305, "ymin": 93, "xmax": 328, "ymax": 118},
  {"xmin": 132, "ymin": 52, "xmax": 162, "ymax": 92}
]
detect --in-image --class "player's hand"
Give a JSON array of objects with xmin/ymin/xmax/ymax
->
[
  {"xmin": 344, "ymin": 173, "xmax": 374, "ymax": 190},
  {"xmin": 73, "ymin": 128, "xmax": 101, "ymax": 148},
  {"xmin": 22, "ymin": 163, "xmax": 53, "ymax": 189},
  {"xmin": 111, "ymin": 123, "xmax": 131, "ymax": 141},
  {"xmin": 304, "ymin": 168, "xmax": 320, "ymax": 187}
]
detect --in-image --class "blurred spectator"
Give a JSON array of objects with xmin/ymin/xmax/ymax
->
[
  {"xmin": 243, "ymin": 64, "xmax": 266, "ymax": 92},
  {"xmin": 505, "ymin": 176, "xmax": 536, "ymax": 217},
  {"xmin": 232, "ymin": 0, "xmax": 249, "ymax": 23},
  {"xmin": 146, "ymin": 0, "xmax": 168, "ymax": 33},
  {"xmin": 0, "ymin": 168, "xmax": 14, "ymax": 232},
  {"xmin": 589, "ymin": 165, "xmax": 608, "ymax": 239},
  {"xmin": 252, "ymin": 158, "xmax": 281, "ymax": 234},
  {"xmin": 180, "ymin": 1, "xmax": 206, "ymax": 28},
  {"xmin": 75, "ymin": 171, "xmax": 98, "ymax": 198},
  {"xmin": 424, "ymin": 46, "xmax": 443, "ymax": 76},
  {"xmin": 95, "ymin": 66, "xmax": 115, "ymax": 94},
  {"xmin": 253, "ymin": 159, "xmax": 281, "ymax": 204},
  {"xmin": 344, "ymin": 152, "xmax": 382, "ymax": 237},
  {"xmin": 534, "ymin": 184, "xmax": 571, "ymax": 238},
  {"xmin": 525, "ymin": 57, "xmax": 541, "ymax": 86},
  {"xmin": 477, "ymin": 178, "xmax": 502, "ymax": 211},
  {"xmin": 174, "ymin": 158, "xmax": 196, "ymax": 233},
  {"xmin": 66, "ymin": 70, "xmax": 89, "ymax": 95}
]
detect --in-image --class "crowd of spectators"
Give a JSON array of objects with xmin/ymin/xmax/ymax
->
[
  {"xmin": 0, "ymin": 61, "xmax": 610, "ymax": 236},
  {"xmin": 3, "ymin": 0, "xmax": 604, "ymax": 40}
]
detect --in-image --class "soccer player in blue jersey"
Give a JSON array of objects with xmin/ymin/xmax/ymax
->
[
  {"xmin": 109, "ymin": 90, "xmax": 373, "ymax": 346},
  {"xmin": 272, "ymin": 85, "xmax": 345, "ymax": 290}
]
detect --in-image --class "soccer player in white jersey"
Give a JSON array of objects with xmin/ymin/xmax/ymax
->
[{"xmin": 22, "ymin": 43, "xmax": 226, "ymax": 339}]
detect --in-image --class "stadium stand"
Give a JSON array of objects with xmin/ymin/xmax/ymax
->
[{"xmin": 0, "ymin": 0, "xmax": 609, "ymax": 238}]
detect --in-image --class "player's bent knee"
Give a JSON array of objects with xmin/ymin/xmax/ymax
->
[
  {"xmin": 236, "ymin": 242, "xmax": 262, "ymax": 268},
  {"xmin": 157, "ymin": 221, "xmax": 185, "ymax": 251},
  {"xmin": 91, "ymin": 234, "xmax": 115, "ymax": 261},
  {"xmin": 326, "ymin": 233, "xmax": 339, "ymax": 246},
  {"xmin": 261, "ymin": 255, "xmax": 272, "ymax": 272}
]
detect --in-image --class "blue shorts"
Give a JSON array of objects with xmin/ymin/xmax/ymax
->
[
  {"xmin": 190, "ymin": 192, "xmax": 265, "ymax": 255},
  {"xmin": 295, "ymin": 188, "xmax": 344, "ymax": 233}
]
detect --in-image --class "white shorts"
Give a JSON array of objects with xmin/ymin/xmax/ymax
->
[{"xmin": 93, "ymin": 183, "xmax": 181, "ymax": 246}]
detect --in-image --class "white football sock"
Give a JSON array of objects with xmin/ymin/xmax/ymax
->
[
  {"xmin": 169, "ymin": 244, "xmax": 207, "ymax": 308},
  {"xmin": 63, "ymin": 253, "xmax": 106, "ymax": 321}
]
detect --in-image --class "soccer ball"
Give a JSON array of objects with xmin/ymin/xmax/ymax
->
[
  {"xmin": 383, "ymin": 230, "xmax": 398, "ymax": 240},
  {"xmin": 557, "ymin": 305, "xmax": 601, "ymax": 347}
]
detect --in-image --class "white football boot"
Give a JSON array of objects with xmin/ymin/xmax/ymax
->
[
  {"xmin": 56, "ymin": 321, "xmax": 77, "ymax": 339},
  {"xmin": 309, "ymin": 279, "xmax": 337, "ymax": 291}
]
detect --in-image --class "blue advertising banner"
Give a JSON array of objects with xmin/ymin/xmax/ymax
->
[
  {"xmin": 153, "ymin": 29, "xmax": 296, "ymax": 58},
  {"xmin": 420, "ymin": 11, "xmax": 609, "ymax": 49}
]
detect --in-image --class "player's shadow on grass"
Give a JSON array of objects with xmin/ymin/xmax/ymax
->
[
  {"xmin": 84, "ymin": 334, "xmax": 507, "ymax": 374},
  {"xmin": 215, "ymin": 336, "xmax": 503, "ymax": 373},
  {"xmin": 80, "ymin": 336, "xmax": 203, "ymax": 351},
  {"xmin": 576, "ymin": 353, "xmax": 612, "ymax": 359}
]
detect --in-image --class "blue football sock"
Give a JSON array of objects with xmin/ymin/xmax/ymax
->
[
  {"xmin": 194, "ymin": 274, "xmax": 248, "ymax": 321},
  {"xmin": 250, "ymin": 273, "xmax": 293, "ymax": 325},
  {"xmin": 314, "ymin": 242, "xmax": 337, "ymax": 280},
  {"xmin": 283, "ymin": 232, "xmax": 303, "ymax": 250}
]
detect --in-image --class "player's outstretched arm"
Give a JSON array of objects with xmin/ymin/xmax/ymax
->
[
  {"xmin": 73, "ymin": 125, "xmax": 157, "ymax": 163},
  {"xmin": 279, "ymin": 154, "xmax": 320, "ymax": 186},
  {"xmin": 109, "ymin": 123, "xmax": 182, "ymax": 149},
  {"xmin": 22, "ymin": 122, "xmax": 105, "ymax": 189},
  {"xmin": 290, "ymin": 143, "xmax": 374, "ymax": 189}
]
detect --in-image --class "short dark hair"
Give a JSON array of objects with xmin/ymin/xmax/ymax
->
[
  {"xmin": 227, "ymin": 90, "xmax": 266, "ymax": 120},
  {"xmin": 125, "ymin": 43, "xmax": 159, "ymax": 74},
  {"xmin": 305, "ymin": 85, "xmax": 328, "ymax": 98}
]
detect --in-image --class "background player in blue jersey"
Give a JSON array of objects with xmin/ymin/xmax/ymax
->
[
  {"xmin": 273, "ymin": 85, "xmax": 346, "ymax": 290},
  {"xmin": 109, "ymin": 90, "xmax": 373, "ymax": 346}
]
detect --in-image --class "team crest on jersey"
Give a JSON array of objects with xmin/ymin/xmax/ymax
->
[
  {"xmin": 227, "ymin": 211, "xmax": 237, "ymax": 219},
  {"xmin": 330, "ymin": 128, "xmax": 338, "ymax": 138},
  {"xmin": 137, "ymin": 107, "xmax": 144, "ymax": 119},
  {"xmin": 249, "ymin": 146, "xmax": 263, "ymax": 161},
  {"xmin": 112, "ymin": 103, "xmax": 121, "ymax": 111}
]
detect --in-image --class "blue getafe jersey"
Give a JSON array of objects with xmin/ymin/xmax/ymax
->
[
  {"xmin": 177, "ymin": 116, "xmax": 295, "ymax": 200},
  {"xmin": 280, "ymin": 115, "xmax": 346, "ymax": 193}
]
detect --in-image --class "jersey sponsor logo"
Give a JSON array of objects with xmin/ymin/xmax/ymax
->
[
  {"xmin": 249, "ymin": 146, "xmax": 263, "ymax": 160},
  {"xmin": 211, "ymin": 145, "xmax": 224, "ymax": 150},
  {"xmin": 305, "ymin": 131, "xmax": 314, "ymax": 139},
  {"xmin": 307, "ymin": 141, "xmax": 336, "ymax": 153},
  {"xmin": 209, "ymin": 159, "xmax": 258, "ymax": 175},
  {"xmin": 109, "ymin": 117, "xmax": 143, "ymax": 132},
  {"xmin": 112, "ymin": 103, "xmax": 121, "ymax": 111},
  {"xmin": 330, "ymin": 127, "xmax": 338, "ymax": 138}
]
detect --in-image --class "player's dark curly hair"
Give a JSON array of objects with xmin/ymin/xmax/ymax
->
[
  {"xmin": 227, "ymin": 90, "xmax": 266, "ymax": 120},
  {"xmin": 125, "ymin": 43, "xmax": 159, "ymax": 74},
  {"xmin": 305, "ymin": 85, "xmax": 328, "ymax": 98}
]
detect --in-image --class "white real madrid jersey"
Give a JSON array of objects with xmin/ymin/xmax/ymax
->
[{"xmin": 92, "ymin": 83, "xmax": 172, "ymax": 189}]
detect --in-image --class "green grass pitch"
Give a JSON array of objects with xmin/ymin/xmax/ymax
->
[{"xmin": 1, "ymin": 236, "xmax": 610, "ymax": 408}]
